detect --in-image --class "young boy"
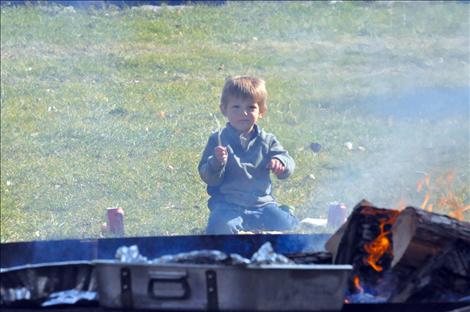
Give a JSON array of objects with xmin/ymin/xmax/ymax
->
[{"xmin": 198, "ymin": 76, "xmax": 298, "ymax": 234}]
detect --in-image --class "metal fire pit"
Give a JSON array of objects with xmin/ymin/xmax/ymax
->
[
  {"xmin": 3, "ymin": 234, "xmax": 467, "ymax": 311},
  {"xmin": 1, "ymin": 234, "xmax": 338, "ymax": 310},
  {"xmin": 94, "ymin": 260, "xmax": 351, "ymax": 311}
]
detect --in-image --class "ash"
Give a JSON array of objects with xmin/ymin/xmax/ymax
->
[{"xmin": 114, "ymin": 242, "xmax": 293, "ymax": 266}]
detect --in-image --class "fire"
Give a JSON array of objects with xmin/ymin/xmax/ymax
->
[
  {"xmin": 442, "ymin": 193, "xmax": 470, "ymax": 221},
  {"xmin": 416, "ymin": 171, "xmax": 469, "ymax": 221},
  {"xmin": 420, "ymin": 192, "xmax": 430, "ymax": 210},
  {"xmin": 363, "ymin": 221, "xmax": 392, "ymax": 272},
  {"xmin": 354, "ymin": 275, "xmax": 364, "ymax": 293},
  {"xmin": 361, "ymin": 208, "xmax": 399, "ymax": 272},
  {"xmin": 417, "ymin": 174, "xmax": 432, "ymax": 212}
]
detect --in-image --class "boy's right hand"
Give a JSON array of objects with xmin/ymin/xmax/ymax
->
[{"xmin": 214, "ymin": 146, "xmax": 228, "ymax": 165}]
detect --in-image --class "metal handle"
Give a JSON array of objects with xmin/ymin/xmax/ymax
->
[
  {"xmin": 121, "ymin": 268, "xmax": 133, "ymax": 309},
  {"xmin": 206, "ymin": 270, "xmax": 218, "ymax": 311},
  {"xmin": 147, "ymin": 272, "xmax": 190, "ymax": 300}
]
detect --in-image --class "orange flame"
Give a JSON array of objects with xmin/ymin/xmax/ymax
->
[
  {"xmin": 354, "ymin": 275, "xmax": 364, "ymax": 293},
  {"xmin": 417, "ymin": 174, "xmax": 433, "ymax": 211},
  {"xmin": 420, "ymin": 193, "xmax": 430, "ymax": 209},
  {"xmin": 444, "ymin": 192, "xmax": 470, "ymax": 221},
  {"xmin": 364, "ymin": 222, "xmax": 392, "ymax": 272},
  {"xmin": 417, "ymin": 171, "xmax": 468, "ymax": 221},
  {"xmin": 362, "ymin": 208, "xmax": 399, "ymax": 272},
  {"xmin": 360, "ymin": 206, "xmax": 399, "ymax": 271}
]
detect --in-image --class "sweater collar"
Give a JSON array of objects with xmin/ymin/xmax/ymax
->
[{"xmin": 225, "ymin": 122, "xmax": 261, "ymax": 138}]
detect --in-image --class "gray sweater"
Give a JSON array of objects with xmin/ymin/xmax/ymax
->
[{"xmin": 198, "ymin": 123, "xmax": 295, "ymax": 208}]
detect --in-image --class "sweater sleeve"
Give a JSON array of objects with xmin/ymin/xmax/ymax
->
[
  {"xmin": 269, "ymin": 135, "xmax": 295, "ymax": 180},
  {"xmin": 198, "ymin": 133, "xmax": 226, "ymax": 186}
]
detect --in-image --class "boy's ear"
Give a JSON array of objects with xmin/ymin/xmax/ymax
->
[
  {"xmin": 259, "ymin": 108, "xmax": 266, "ymax": 118},
  {"xmin": 220, "ymin": 104, "xmax": 227, "ymax": 116}
]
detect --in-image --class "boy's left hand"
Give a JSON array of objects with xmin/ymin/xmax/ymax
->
[{"xmin": 267, "ymin": 158, "xmax": 285, "ymax": 176}]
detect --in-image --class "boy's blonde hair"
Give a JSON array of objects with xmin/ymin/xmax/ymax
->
[{"xmin": 220, "ymin": 76, "xmax": 268, "ymax": 114}]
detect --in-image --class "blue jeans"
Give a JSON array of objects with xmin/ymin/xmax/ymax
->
[{"xmin": 205, "ymin": 199, "xmax": 299, "ymax": 234}]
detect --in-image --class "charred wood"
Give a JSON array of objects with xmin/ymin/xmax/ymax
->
[
  {"xmin": 325, "ymin": 199, "xmax": 398, "ymax": 266},
  {"xmin": 285, "ymin": 251, "xmax": 333, "ymax": 264},
  {"xmin": 325, "ymin": 200, "xmax": 399, "ymax": 292}
]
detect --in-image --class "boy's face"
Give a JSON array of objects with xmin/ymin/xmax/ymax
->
[{"xmin": 221, "ymin": 96, "xmax": 263, "ymax": 134}]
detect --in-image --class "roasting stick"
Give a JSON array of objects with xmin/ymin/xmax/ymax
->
[{"xmin": 212, "ymin": 114, "xmax": 222, "ymax": 146}]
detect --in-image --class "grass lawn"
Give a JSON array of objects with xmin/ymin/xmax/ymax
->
[{"xmin": 1, "ymin": 1, "xmax": 469, "ymax": 242}]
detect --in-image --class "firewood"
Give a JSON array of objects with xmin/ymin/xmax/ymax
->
[
  {"xmin": 324, "ymin": 219, "xmax": 348, "ymax": 262},
  {"xmin": 389, "ymin": 240, "xmax": 455, "ymax": 302},
  {"xmin": 325, "ymin": 199, "xmax": 399, "ymax": 265},
  {"xmin": 390, "ymin": 239, "xmax": 470, "ymax": 303},
  {"xmin": 325, "ymin": 199, "xmax": 368, "ymax": 263},
  {"xmin": 391, "ymin": 206, "xmax": 470, "ymax": 270}
]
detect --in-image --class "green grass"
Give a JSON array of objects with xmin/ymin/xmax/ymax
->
[{"xmin": 1, "ymin": 1, "xmax": 469, "ymax": 242}]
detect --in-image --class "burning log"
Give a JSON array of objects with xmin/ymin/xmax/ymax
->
[
  {"xmin": 391, "ymin": 206, "xmax": 470, "ymax": 270},
  {"xmin": 327, "ymin": 201, "xmax": 470, "ymax": 303},
  {"xmin": 389, "ymin": 207, "xmax": 470, "ymax": 302},
  {"xmin": 325, "ymin": 199, "xmax": 399, "ymax": 267},
  {"xmin": 325, "ymin": 200, "xmax": 399, "ymax": 294}
]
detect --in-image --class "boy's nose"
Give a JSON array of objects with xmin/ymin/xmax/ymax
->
[{"xmin": 242, "ymin": 111, "xmax": 248, "ymax": 116}]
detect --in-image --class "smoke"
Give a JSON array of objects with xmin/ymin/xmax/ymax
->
[
  {"xmin": 308, "ymin": 86, "xmax": 469, "ymax": 214},
  {"xmin": 295, "ymin": 1, "xmax": 470, "ymax": 217}
]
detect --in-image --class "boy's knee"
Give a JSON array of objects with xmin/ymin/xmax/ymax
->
[
  {"xmin": 205, "ymin": 223, "xmax": 230, "ymax": 235},
  {"xmin": 263, "ymin": 204, "xmax": 299, "ymax": 230},
  {"xmin": 206, "ymin": 217, "xmax": 243, "ymax": 234}
]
